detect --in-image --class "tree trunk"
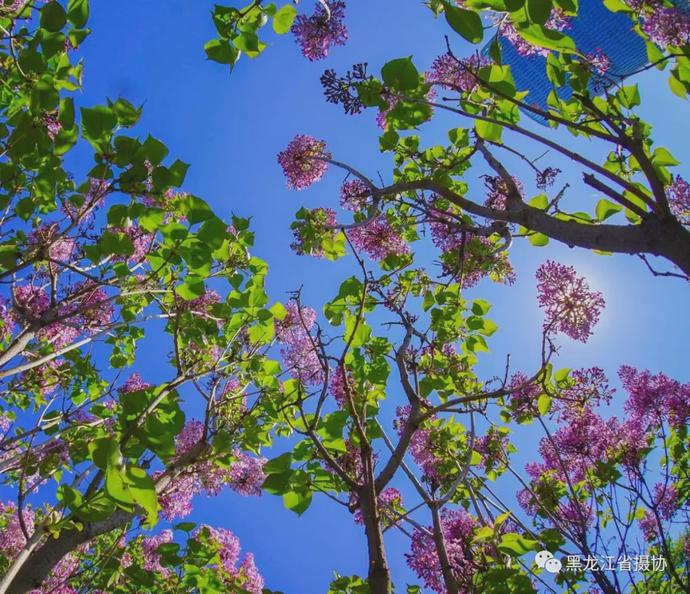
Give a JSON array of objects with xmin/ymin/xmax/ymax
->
[
  {"xmin": 2, "ymin": 510, "xmax": 131, "ymax": 594},
  {"xmin": 430, "ymin": 503, "xmax": 459, "ymax": 594},
  {"xmin": 358, "ymin": 485, "xmax": 392, "ymax": 594}
]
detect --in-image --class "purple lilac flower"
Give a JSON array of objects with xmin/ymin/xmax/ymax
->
[
  {"xmin": 277, "ymin": 135, "xmax": 330, "ymax": 190},
  {"xmin": 291, "ymin": 1, "xmax": 348, "ymax": 61},
  {"xmin": 535, "ymin": 261, "xmax": 605, "ymax": 342}
]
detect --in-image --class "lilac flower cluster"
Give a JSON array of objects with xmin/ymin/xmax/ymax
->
[
  {"xmin": 41, "ymin": 113, "xmax": 61, "ymax": 141},
  {"xmin": 639, "ymin": 484, "xmax": 679, "ymax": 541},
  {"xmin": 31, "ymin": 553, "xmax": 79, "ymax": 594},
  {"xmin": 430, "ymin": 214, "xmax": 516, "ymax": 287},
  {"xmin": 406, "ymin": 509, "xmax": 477, "ymax": 594},
  {"xmin": 197, "ymin": 525, "xmax": 265, "ymax": 594},
  {"xmin": 640, "ymin": 4, "xmax": 690, "ymax": 48},
  {"xmin": 340, "ymin": 179, "xmax": 373, "ymax": 212},
  {"xmin": 620, "ymin": 365, "xmax": 690, "ymax": 429},
  {"xmin": 348, "ymin": 216, "xmax": 409, "ymax": 261},
  {"xmin": 426, "ymin": 52, "xmax": 488, "ymax": 93},
  {"xmin": 585, "ymin": 48, "xmax": 611, "ymax": 74},
  {"xmin": 0, "ymin": 500, "xmax": 35, "ymax": 558},
  {"xmin": 556, "ymin": 367, "xmax": 614, "ymax": 414},
  {"xmin": 499, "ymin": 10, "xmax": 570, "ymax": 57},
  {"xmin": 507, "ymin": 372, "xmax": 541, "ymax": 421},
  {"xmin": 483, "ymin": 175, "xmax": 523, "ymax": 211},
  {"xmin": 291, "ymin": 1, "xmax": 348, "ymax": 62},
  {"xmin": 157, "ymin": 420, "xmax": 266, "ymax": 520},
  {"xmin": 0, "ymin": 297, "xmax": 15, "ymax": 341},
  {"xmin": 667, "ymin": 175, "xmax": 690, "ymax": 226},
  {"xmin": 275, "ymin": 301, "xmax": 324, "ymax": 385},
  {"xmin": 28, "ymin": 224, "xmax": 75, "ymax": 268},
  {"xmin": 277, "ymin": 135, "xmax": 330, "ymax": 190},
  {"xmin": 141, "ymin": 530, "xmax": 173, "ymax": 575},
  {"xmin": 535, "ymin": 260, "xmax": 605, "ymax": 342},
  {"xmin": 353, "ymin": 487, "xmax": 403, "ymax": 527},
  {"xmin": 395, "ymin": 405, "xmax": 442, "ymax": 484}
]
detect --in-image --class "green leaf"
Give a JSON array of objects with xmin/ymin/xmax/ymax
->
[
  {"xmin": 67, "ymin": 0, "xmax": 89, "ymax": 28},
  {"xmin": 528, "ymin": 193, "xmax": 548, "ymax": 210},
  {"xmin": 381, "ymin": 57, "xmax": 419, "ymax": 91},
  {"xmin": 474, "ymin": 120, "xmax": 503, "ymax": 142},
  {"xmin": 516, "ymin": 24, "xmax": 576, "ymax": 53},
  {"xmin": 112, "ymin": 98, "xmax": 141, "ymax": 127},
  {"xmin": 57, "ymin": 484, "xmax": 83, "ymax": 512},
  {"xmin": 99, "ymin": 232, "xmax": 134, "ymax": 257},
  {"xmin": 273, "ymin": 4, "xmax": 297, "ymax": 34},
  {"xmin": 652, "ymin": 147, "xmax": 680, "ymax": 167},
  {"xmin": 553, "ymin": 367, "xmax": 570, "ymax": 382},
  {"xmin": 204, "ymin": 39, "xmax": 240, "ymax": 65},
  {"xmin": 444, "ymin": 4, "xmax": 484, "ymax": 43},
  {"xmin": 603, "ymin": 0, "xmax": 632, "ymax": 11},
  {"xmin": 528, "ymin": 232, "xmax": 549, "ymax": 246},
  {"xmin": 73, "ymin": 492, "xmax": 116, "ymax": 522},
  {"xmin": 283, "ymin": 490, "xmax": 312, "ymax": 515},
  {"xmin": 537, "ymin": 394, "xmax": 552, "ymax": 415},
  {"xmin": 264, "ymin": 452, "xmax": 293, "ymax": 474},
  {"xmin": 80, "ymin": 106, "xmax": 117, "ymax": 143},
  {"xmin": 179, "ymin": 194, "xmax": 214, "ymax": 223},
  {"xmin": 498, "ymin": 533, "xmax": 540, "ymax": 556},
  {"xmin": 526, "ymin": 0, "xmax": 552, "ymax": 24},
  {"xmin": 176, "ymin": 279, "xmax": 206, "ymax": 301},
  {"xmin": 40, "ymin": 2, "xmax": 67, "ymax": 32},
  {"xmin": 124, "ymin": 466, "xmax": 158, "ymax": 526},
  {"xmin": 471, "ymin": 299, "xmax": 492, "ymax": 315},
  {"xmin": 553, "ymin": 0, "xmax": 577, "ymax": 12},
  {"xmin": 198, "ymin": 217, "xmax": 228, "ymax": 250},
  {"xmin": 595, "ymin": 198, "xmax": 622, "ymax": 221}
]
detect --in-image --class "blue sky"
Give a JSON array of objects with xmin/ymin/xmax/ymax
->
[{"xmin": 65, "ymin": 1, "xmax": 690, "ymax": 591}]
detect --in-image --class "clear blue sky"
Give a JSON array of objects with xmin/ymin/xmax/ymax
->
[{"xmin": 65, "ymin": 1, "xmax": 690, "ymax": 591}]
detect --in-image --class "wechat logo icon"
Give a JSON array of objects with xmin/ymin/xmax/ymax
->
[{"xmin": 535, "ymin": 550, "xmax": 562, "ymax": 574}]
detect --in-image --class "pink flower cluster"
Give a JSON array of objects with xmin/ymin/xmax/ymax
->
[
  {"xmin": 667, "ymin": 175, "xmax": 690, "ymax": 226},
  {"xmin": 426, "ymin": 53, "xmax": 488, "ymax": 93},
  {"xmin": 507, "ymin": 372, "xmax": 540, "ymax": 421},
  {"xmin": 0, "ymin": 500, "xmax": 35, "ymax": 558},
  {"xmin": 41, "ymin": 113, "xmax": 61, "ymax": 141},
  {"xmin": 141, "ymin": 530, "xmax": 173, "ymax": 574},
  {"xmin": 395, "ymin": 406, "xmax": 442, "ymax": 484},
  {"xmin": 291, "ymin": 1, "xmax": 348, "ymax": 61},
  {"xmin": 639, "ymin": 484, "xmax": 679, "ymax": 541},
  {"xmin": 340, "ymin": 179, "xmax": 373, "ymax": 212},
  {"xmin": 119, "ymin": 372, "xmax": 152, "ymax": 394},
  {"xmin": 348, "ymin": 216, "xmax": 409, "ymax": 261},
  {"xmin": 353, "ymin": 487, "xmax": 403, "ymax": 527},
  {"xmin": 620, "ymin": 365, "xmax": 690, "ymax": 429},
  {"xmin": 483, "ymin": 175, "xmax": 523, "ymax": 210},
  {"xmin": 31, "ymin": 553, "xmax": 79, "ymax": 594},
  {"xmin": 28, "ymin": 224, "xmax": 75, "ymax": 267},
  {"xmin": 11, "ymin": 281, "xmax": 114, "ymax": 350},
  {"xmin": 406, "ymin": 509, "xmax": 477, "ymax": 594},
  {"xmin": 0, "ymin": 297, "xmax": 15, "ymax": 341},
  {"xmin": 430, "ymin": 214, "xmax": 516, "ymax": 286},
  {"xmin": 275, "ymin": 301, "xmax": 324, "ymax": 385},
  {"xmin": 197, "ymin": 525, "xmax": 265, "ymax": 594},
  {"xmin": 640, "ymin": 4, "xmax": 690, "ymax": 48},
  {"xmin": 585, "ymin": 48, "xmax": 611, "ymax": 74},
  {"xmin": 157, "ymin": 421, "xmax": 266, "ymax": 520},
  {"xmin": 535, "ymin": 261, "xmax": 605, "ymax": 342},
  {"xmin": 499, "ymin": 10, "xmax": 570, "ymax": 57},
  {"xmin": 556, "ymin": 367, "xmax": 614, "ymax": 415},
  {"xmin": 277, "ymin": 135, "xmax": 330, "ymax": 190}
]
